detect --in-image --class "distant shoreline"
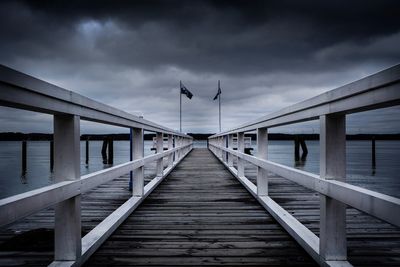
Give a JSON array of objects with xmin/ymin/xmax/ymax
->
[{"xmin": 0, "ymin": 132, "xmax": 399, "ymax": 141}]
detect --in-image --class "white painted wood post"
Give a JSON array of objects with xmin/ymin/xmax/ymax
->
[
  {"xmin": 227, "ymin": 134, "xmax": 234, "ymax": 167},
  {"xmin": 257, "ymin": 128, "xmax": 268, "ymax": 196},
  {"xmin": 218, "ymin": 137, "xmax": 222, "ymax": 159},
  {"xmin": 173, "ymin": 136, "xmax": 178, "ymax": 163},
  {"xmin": 168, "ymin": 134, "xmax": 173, "ymax": 167},
  {"xmin": 132, "ymin": 128, "xmax": 144, "ymax": 197},
  {"xmin": 156, "ymin": 132, "xmax": 163, "ymax": 177},
  {"xmin": 319, "ymin": 114, "xmax": 347, "ymax": 261},
  {"xmin": 222, "ymin": 135, "xmax": 227, "ymax": 162},
  {"xmin": 237, "ymin": 132, "xmax": 245, "ymax": 177},
  {"xmin": 54, "ymin": 114, "xmax": 81, "ymax": 261},
  {"xmin": 176, "ymin": 136, "xmax": 180, "ymax": 160}
]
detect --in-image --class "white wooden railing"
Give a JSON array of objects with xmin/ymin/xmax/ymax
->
[
  {"xmin": 0, "ymin": 64, "xmax": 193, "ymax": 267},
  {"xmin": 209, "ymin": 64, "xmax": 400, "ymax": 267}
]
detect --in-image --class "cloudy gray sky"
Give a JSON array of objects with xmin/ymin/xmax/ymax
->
[{"xmin": 0, "ymin": 0, "xmax": 399, "ymax": 134}]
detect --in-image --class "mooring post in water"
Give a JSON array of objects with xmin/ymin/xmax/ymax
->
[
  {"xmin": 85, "ymin": 138, "xmax": 89, "ymax": 165},
  {"xmin": 101, "ymin": 138, "xmax": 108, "ymax": 164},
  {"xmin": 108, "ymin": 137, "xmax": 114, "ymax": 165},
  {"xmin": 22, "ymin": 140, "xmax": 27, "ymax": 175},
  {"xmin": 50, "ymin": 140, "xmax": 54, "ymax": 171},
  {"xmin": 299, "ymin": 137, "xmax": 308, "ymax": 160},
  {"xmin": 372, "ymin": 136, "xmax": 376, "ymax": 169}
]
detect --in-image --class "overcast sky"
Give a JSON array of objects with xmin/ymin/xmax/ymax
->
[{"xmin": 0, "ymin": 0, "xmax": 399, "ymax": 134}]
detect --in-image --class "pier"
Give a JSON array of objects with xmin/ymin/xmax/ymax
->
[{"xmin": 0, "ymin": 64, "xmax": 400, "ymax": 266}]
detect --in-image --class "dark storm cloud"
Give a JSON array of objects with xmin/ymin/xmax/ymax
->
[
  {"xmin": 2, "ymin": 0, "xmax": 400, "ymax": 74},
  {"xmin": 0, "ymin": 0, "xmax": 399, "ymax": 133}
]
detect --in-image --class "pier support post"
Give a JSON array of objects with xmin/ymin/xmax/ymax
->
[
  {"xmin": 156, "ymin": 132, "xmax": 163, "ymax": 177},
  {"xmin": 21, "ymin": 140, "xmax": 27, "ymax": 175},
  {"xmin": 85, "ymin": 138, "xmax": 89, "ymax": 165},
  {"xmin": 319, "ymin": 114, "xmax": 347, "ymax": 261},
  {"xmin": 372, "ymin": 136, "xmax": 376, "ymax": 169},
  {"xmin": 107, "ymin": 137, "xmax": 114, "ymax": 165},
  {"xmin": 101, "ymin": 138, "xmax": 108, "ymax": 164},
  {"xmin": 237, "ymin": 132, "xmax": 245, "ymax": 177},
  {"xmin": 54, "ymin": 114, "xmax": 81, "ymax": 261},
  {"xmin": 257, "ymin": 128, "xmax": 268, "ymax": 196},
  {"xmin": 227, "ymin": 134, "xmax": 234, "ymax": 167},
  {"xmin": 50, "ymin": 140, "xmax": 54, "ymax": 171},
  {"xmin": 132, "ymin": 128, "xmax": 144, "ymax": 196},
  {"xmin": 168, "ymin": 134, "xmax": 173, "ymax": 168}
]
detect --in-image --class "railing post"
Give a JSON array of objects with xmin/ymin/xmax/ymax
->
[
  {"xmin": 217, "ymin": 137, "xmax": 222, "ymax": 159},
  {"xmin": 156, "ymin": 132, "xmax": 163, "ymax": 176},
  {"xmin": 222, "ymin": 135, "xmax": 227, "ymax": 162},
  {"xmin": 173, "ymin": 136, "xmax": 177, "ymax": 163},
  {"xmin": 257, "ymin": 128, "xmax": 268, "ymax": 196},
  {"xmin": 132, "ymin": 128, "xmax": 144, "ymax": 196},
  {"xmin": 227, "ymin": 134, "xmax": 233, "ymax": 167},
  {"xmin": 319, "ymin": 114, "xmax": 347, "ymax": 261},
  {"xmin": 54, "ymin": 114, "xmax": 81, "ymax": 261},
  {"xmin": 168, "ymin": 134, "xmax": 173, "ymax": 167},
  {"xmin": 237, "ymin": 132, "xmax": 245, "ymax": 177},
  {"xmin": 178, "ymin": 136, "xmax": 182, "ymax": 159}
]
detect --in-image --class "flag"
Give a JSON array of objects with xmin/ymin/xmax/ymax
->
[
  {"xmin": 180, "ymin": 83, "xmax": 193, "ymax": 99},
  {"xmin": 213, "ymin": 87, "xmax": 221, "ymax": 100}
]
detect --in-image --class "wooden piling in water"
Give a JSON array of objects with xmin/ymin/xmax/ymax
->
[
  {"xmin": 50, "ymin": 140, "xmax": 54, "ymax": 171},
  {"xmin": 85, "ymin": 139, "xmax": 89, "ymax": 165},
  {"xmin": 21, "ymin": 140, "xmax": 27, "ymax": 175},
  {"xmin": 108, "ymin": 137, "xmax": 114, "ymax": 165},
  {"xmin": 300, "ymin": 138, "xmax": 308, "ymax": 160},
  {"xmin": 294, "ymin": 136, "xmax": 308, "ymax": 161},
  {"xmin": 101, "ymin": 138, "xmax": 108, "ymax": 164},
  {"xmin": 372, "ymin": 136, "xmax": 376, "ymax": 169}
]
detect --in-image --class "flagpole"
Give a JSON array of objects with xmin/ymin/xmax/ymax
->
[
  {"xmin": 218, "ymin": 80, "xmax": 221, "ymax": 132},
  {"xmin": 180, "ymin": 80, "xmax": 182, "ymax": 133}
]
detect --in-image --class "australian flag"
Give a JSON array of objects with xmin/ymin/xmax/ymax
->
[
  {"xmin": 180, "ymin": 83, "xmax": 193, "ymax": 99},
  {"xmin": 213, "ymin": 87, "xmax": 221, "ymax": 100}
]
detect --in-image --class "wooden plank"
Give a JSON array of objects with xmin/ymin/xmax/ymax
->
[
  {"xmin": 84, "ymin": 149, "xmax": 317, "ymax": 266},
  {"xmin": 1, "ymin": 149, "xmax": 399, "ymax": 266}
]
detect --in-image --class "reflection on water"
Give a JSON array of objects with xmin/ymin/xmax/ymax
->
[{"xmin": 0, "ymin": 140, "xmax": 399, "ymax": 199}]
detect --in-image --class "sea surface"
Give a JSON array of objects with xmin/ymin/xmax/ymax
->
[{"xmin": 0, "ymin": 140, "xmax": 399, "ymax": 199}]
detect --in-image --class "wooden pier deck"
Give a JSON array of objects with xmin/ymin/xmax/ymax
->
[
  {"xmin": 1, "ymin": 149, "xmax": 399, "ymax": 266},
  {"xmin": 85, "ymin": 149, "xmax": 316, "ymax": 266}
]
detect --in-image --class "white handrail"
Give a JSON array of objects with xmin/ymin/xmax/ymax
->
[
  {"xmin": 0, "ymin": 64, "xmax": 193, "ymax": 266},
  {"xmin": 210, "ymin": 64, "xmax": 400, "ymax": 137},
  {"xmin": 208, "ymin": 64, "xmax": 400, "ymax": 267},
  {"xmin": 0, "ymin": 64, "xmax": 191, "ymax": 137}
]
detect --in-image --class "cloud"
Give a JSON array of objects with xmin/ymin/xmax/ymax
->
[{"xmin": 0, "ymin": 0, "xmax": 399, "ymax": 133}]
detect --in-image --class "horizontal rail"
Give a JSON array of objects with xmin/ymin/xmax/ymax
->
[
  {"xmin": 208, "ymin": 65, "xmax": 400, "ymax": 266},
  {"xmin": 211, "ymin": 64, "xmax": 400, "ymax": 137},
  {"xmin": 49, "ymin": 146, "xmax": 190, "ymax": 267},
  {"xmin": 0, "ymin": 64, "xmax": 190, "ymax": 137},
  {"xmin": 211, "ymin": 144, "xmax": 400, "ymax": 227},
  {"xmin": 209, "ymin": 147, "xmax": 352, "ymax": 267},
  {"xmin": 0, "ymin": 144, "xmax": 191, "ymax": 227}
]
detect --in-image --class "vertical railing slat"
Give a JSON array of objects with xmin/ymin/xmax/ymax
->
[
  {"xmin": 168, "ymin": 134, "xmax": 173, "ymax": 167},
  {"xmin": 156, "ymin": 132, "xmax": 164, "ymax": 176},
  {"xmin": 54, "ymin": 114, "xmax": 81, "ymax": 261},
  {"xmin": 257, "ymin": 128, "xmax": 268, "ymax": 196},
  {"xmin": 237, "ymin": 133, "xmax": 245, "ymax": 177},
  {"xmin": 132, "ymin": 128, "xmax": 144, "ymax": 197},
  {"xmin": 319, "ymin": 114, "xmax": 347, "ymax": 261}
]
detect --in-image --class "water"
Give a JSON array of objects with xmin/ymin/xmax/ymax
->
[{"xmin": 0, "ymin": 140, "xmax": 399, "ymax": 199}]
